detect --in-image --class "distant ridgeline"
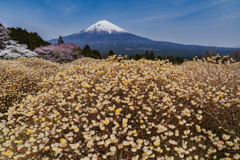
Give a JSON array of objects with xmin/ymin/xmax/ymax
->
[{"xmin": 1, "ymin": 22, "xmax": 237, "ymax": 63}]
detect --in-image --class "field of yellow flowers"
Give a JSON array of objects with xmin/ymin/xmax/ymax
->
[{"xmin": 0, "ymin": 55, "xmax": 239, "ymax": 160}]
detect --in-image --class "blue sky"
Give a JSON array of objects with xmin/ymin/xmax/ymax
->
[{"xmin": 0, "ymin": 0, "xmax": 239, "ymax": 47}]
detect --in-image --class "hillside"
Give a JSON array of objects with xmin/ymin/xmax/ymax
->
[{"xmin": 48, "ymin": 20, "xmax": 231, "ymax": 59}]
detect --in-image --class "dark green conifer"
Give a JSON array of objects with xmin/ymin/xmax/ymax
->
[
  {"xmin": 108, "ymin": 50, "xmax": 115, "ymax": 57},
  {"xmin": 58, "ymin": 36, "xmax": 64, "ymax": 44},
  {"xmin": 82, "ymin": 44, "xmax": 93, "ymax": 57}
]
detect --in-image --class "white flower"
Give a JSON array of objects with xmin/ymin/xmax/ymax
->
[
  {"xmin": 169, "ymin": 139, "xmax": 178, "ymax": 145},
  {"xmin": 110, "ymin": 146, "xmax": 116, "ymax": 152},
  {"xmin": 222, "ymin": 134, "xmax": 230, "ymax": 141},
  {"xmin": 0, "ymin": 40, "xmax": 37, "ymax": 59},
  {"xmin": 122, "ymin": 118, "xmax": 128, "ymax": 127},
  {"xmin": 233, "ymin": 154, "xmax": 240, "ymax": 159},
  {"xmin": 146, "ymin": 150, "xmax": 152, "ymax": 155},
  {"xmin": 131, "ymin": 148, "xmax": 137, "ymax": 152}
]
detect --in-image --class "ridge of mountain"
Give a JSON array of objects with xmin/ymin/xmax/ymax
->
[{"xmin": 48, "ymin": 20, "xmax": 230, "ymax": 59}]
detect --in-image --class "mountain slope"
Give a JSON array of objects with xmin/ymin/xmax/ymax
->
[{"xmin": 48, "ymin": 20, "xmax": 230, "ymax": 58}]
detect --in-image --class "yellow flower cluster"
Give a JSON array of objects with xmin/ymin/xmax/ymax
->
[
  {"xmin": 0, "ymin": 57, "xmax": 65, "ymax": 114},
  {"xmin": 0, "ymin": 55, "xmax": 239, "ymax": 159}
]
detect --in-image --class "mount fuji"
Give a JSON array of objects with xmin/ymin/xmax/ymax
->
[{"xmin": 48, "ymin": 20, "xmax": 230, "ymax": 58}]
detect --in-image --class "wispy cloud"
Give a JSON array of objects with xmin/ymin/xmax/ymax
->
[
  {"xmin": 44, "ymin": 0, "xmax": 77, "ymax": 14},
  {"xmin": 212, "ymin": 0, "xmax": 228, "ymax": 5},
  {"xmin": 64, "ymin": 6, "xmax": 76, "ymax": 14},
  {"xmin": 133, "ymin": 7, "xmax": 204, "ymax": 23},
  {"xmin": 221, "ymin": 11, "xmax": 240, "ymax": 19},
  {"xmin": 133, "ymin": 0, "xmax": 230, "ymax": 23},
  {"xmin": 0, "ymin": 0, "xmax": 238, "ymax": 47}
]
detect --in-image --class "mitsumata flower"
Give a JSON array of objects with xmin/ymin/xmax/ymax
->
[{"xmin": 0, "ymin": 55, "xmax": 239, "ymax": 159}]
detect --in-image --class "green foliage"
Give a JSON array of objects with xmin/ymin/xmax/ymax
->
[
  {"xmin": 82, "ymin": 44, "xmax": 93, "ymax": 57},
  {"xmin": 157, "ymin": 55, "xmax": 162, "ymax": 60},
  {"xmin": 93, "ymin": 49, "xmax": 102, "ymax": 59},
  {"xmin": 175, "ymin": 57, "xmax": 185, "ymax": 64},
  {"xmin": 128, "ymin": 55, "xmax": 133, "ymax": 60},
  {"xmin": 82, "ymin": 44, "xmax": 102, "ymax": 59},
  {"xmin": 144, "ymin": 50, "xmax": 149, "ymax": 59},
  {"xmin": 149, "ymin": 51, "xmax": 155, "ymax": 60},
  {"xmin": 135, "ymin": 53, "xmax": 142, "ymax": 60},
  {"xmin": 128, "ymin": 51, "xmax": 184, "ymax": 64},
  {"xmin": 108, "ymin": 49, "xmax": 115, "ymax": 57},
  {"xmin": 58, "ymin": 36, "xmax": 64, "ymax": 44},
  {"xmin": 7, "ymin": 27, "xmax": 50, "ymax": 50},
  {"xmin": 0, "ymin": 23, "xmax": 2, "ymax": 26}
]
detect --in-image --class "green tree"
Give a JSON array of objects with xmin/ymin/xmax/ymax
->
[
  {"xmin": 108, "ymin": 50, "xmax": 115, "ymax": 57},
  {"xmin": 82, "ymin": 44, "xmax": 93, "ymax": 57},
  {"xmin": 144, "ymin": 50, "xmax": 149, "ymax": 60},
  {"xmin": 176, "ymin": 57, "xmax": 185, "ymax": 64},
  {"xmin": 92, "ymin": 49, "xmax": 102, "ymax": 59},
  {"xmin": 0, "ymin": 23, "xmax": 2, "ymax": 26},
  {"xmin": 128, "ymin": 55, "xmax": 133, "ymax": 60},
  {"xmin": 132, "ymin": 54, "xmax": 135, "ymax": 60},
  {"xmin": 149, "ymin": 51, "xmax": 155, "ymax": 60},
  {"xmin": 157, "ymin": 55, "xmax": 162, "ymax": 60},
  {"xmin": 8, "ymin": 27, "xmax": 50, "ymax": 50},
  {"xmin": 58, "ymin": 36, "xmax": 64, "ymax": 44},
  {"xmin": 135, "ymin": 53, "xmax": 142, "ymax": 60},
  {"xmin": 167, "ymin": 56, "xmax": 176, "ymax": 63}
]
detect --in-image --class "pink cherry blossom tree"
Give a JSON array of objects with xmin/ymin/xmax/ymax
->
[
  {"xmin": 34, "ymin": 43, "xmax": 82, "ymax": 63},
  {"xmin": 0, "ymin": 25, "xmax": 11, "ymax": 50}
]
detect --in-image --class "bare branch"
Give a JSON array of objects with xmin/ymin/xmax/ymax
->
[{"xmin": 228, "ymin": 47, "xmax": 240, "ymax": 62}]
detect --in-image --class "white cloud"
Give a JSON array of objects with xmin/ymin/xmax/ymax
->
[
  {"xmin": 44, "ymin": 0, "xmax": 77, "ymax": 14},
  {"xmin": 221, "ymin": 12, "xmax": 240, "ymax": 19},
  {"xmin": 133, "ymin": 7, "xmax": 204, "ymax": 23}
]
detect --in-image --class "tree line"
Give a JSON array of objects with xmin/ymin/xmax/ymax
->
[
  {"xmin": 7, "ymin": 27, "xmax": 50, "ymax": 50},
  {"xmin": 4, "ymin": 23, "xmax": 238, "ymax": 63},
  {"xmin": 127, "ymin": 50, "xmax": 185, "ymax": 64},
  {"xmin": 80, "ymin": 44, "xmax": 185, "ymax": 64}
]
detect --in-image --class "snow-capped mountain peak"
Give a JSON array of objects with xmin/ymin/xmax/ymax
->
[{"xmin": 83, "ymin": 20, "xmax": 128, "ymax": 34}]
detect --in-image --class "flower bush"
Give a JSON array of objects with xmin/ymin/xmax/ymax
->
[
  {"xmin": 0, "ymin": 40, "xmax": 38, "ymax": 59},
  {"xmin": 0, "ymin": 25, "xmax": 11, "ymax": 50},
  {"xmin": 0, "ymin": 25, "xmax": 38, "ymax": 59},
  {"xmin": 0, "ymin": 55, "xmax": 239, "ymax": 160},
  {"xmin": 34, "ymin": 43, "xmax": 83, "ymax": 63},
  {"xmin": 0, "ymin": 57, "xmax": 64, "ymax": 114}
]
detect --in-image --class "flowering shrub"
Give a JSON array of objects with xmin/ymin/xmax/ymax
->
[
  {"xmin": 0, "ymin": 25, "xmax": 38, "ymax": 59},
  {"xmin": 0, "ymin": 57, "xmax": 65, "ymax": 114},
  {"xmin": 0, "ymin": 40, "xmax": 38, "ymax": 59},
  {"xmin": 0, "ymin": 25, "xmax": 11, "ymax": 50},
  {"xmin": 0, "ymin": 55, "xmax": 239, "ymax": 159},
  {"xmin": 34, "ymin": 43, "xmax": 82, "ymax": 63}
]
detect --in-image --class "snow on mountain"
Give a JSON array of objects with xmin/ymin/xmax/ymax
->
[
  {"xmin": 48, "ymin": 20, "xmax": 230, "ymax": 59},
  {"xmin": 76, "ymin": 20, "xmax": 128, "ymax": 35}
]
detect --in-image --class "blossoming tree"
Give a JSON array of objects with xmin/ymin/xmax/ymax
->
[
  {"xmin": 34, "ymin": 43, "xmax": 82, "ymax": 63},
  {"xmin": 0, "ymin": 25, "xmax": 38, "ymax": 59},
  {"xmin": 0, "ymin": 25, "xmax": 11, "ymax": 50}
]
